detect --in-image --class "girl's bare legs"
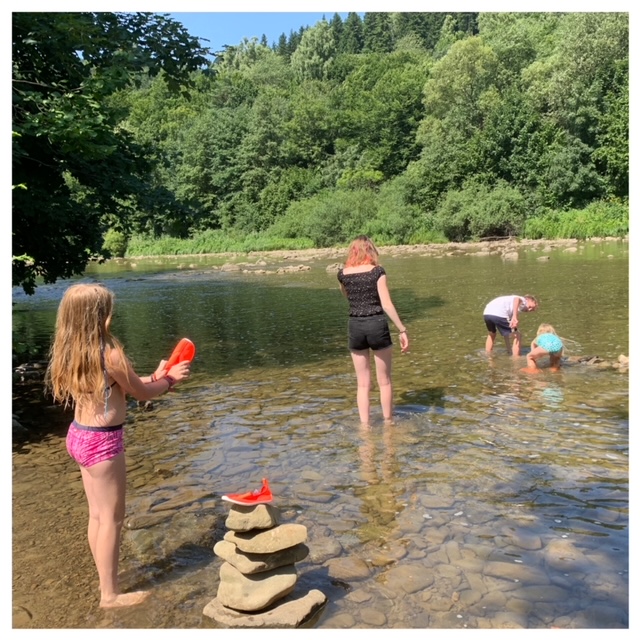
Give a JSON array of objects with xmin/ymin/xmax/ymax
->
[
  {"xmin": 524, "ymin": 346, "xmax": 548, "ymax": 373},
  {"xmin": 80, "ymin": 453, "xmax": 149, "ymax": 608},
  {"xmin": 373, "ymin": 346, "xmax": 393, "ymax": 422},
  {"xmin": 350, "ymin": 349, "xmax": 372, "ymax": 425},
  {"xmin": 549, "ymin": 352, "xmax": 562, "ymax": 372}
]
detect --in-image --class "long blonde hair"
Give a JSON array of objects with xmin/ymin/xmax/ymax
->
[
  {"xmin": 45, "ymin": 283, "xmax": 129, "ymax": 408},
  {"xmin": 344, "ymin": 235, "xmax": 380, "ymax": 267}
]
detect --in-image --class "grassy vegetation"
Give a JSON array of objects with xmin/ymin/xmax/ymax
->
[
  {"xmin": 125, "ymin": 229, "xmax": 315, "ymax": 257},
  {"xmin": 522, "ymin": 200, "xmax": 629, "ymax": 240},
  {"xmin": 121, "ymin": 200, "xmax": 628, "ymax": 257}
]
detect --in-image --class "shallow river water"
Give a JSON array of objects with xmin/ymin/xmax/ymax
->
[{"xmin": 11, "ymin": 239, "xmax": 629, "ymax": 629}]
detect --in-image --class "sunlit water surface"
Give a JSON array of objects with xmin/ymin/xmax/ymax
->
[{"xmin": 12, "ymin": 241, "xmax": 629, "ymax": 629}]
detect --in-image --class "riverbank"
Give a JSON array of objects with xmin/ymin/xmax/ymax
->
[{"xmin": 124, "ymin": 236, "xmax": 628, "ymax": 263}]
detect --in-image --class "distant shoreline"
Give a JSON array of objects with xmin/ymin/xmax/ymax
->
[{"xmin": 122, "ymin": 236, "xmax": 628, "ymax": 263}]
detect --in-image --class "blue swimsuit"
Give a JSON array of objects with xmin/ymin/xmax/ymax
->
[{"xmin": 536, "ymin": 333, "xmax": 563, "ymax": 353}]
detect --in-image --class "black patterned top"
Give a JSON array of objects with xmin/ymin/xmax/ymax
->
[{"xmin": 337, "ymin": 265, "xmax": 386, "ymax": 317}]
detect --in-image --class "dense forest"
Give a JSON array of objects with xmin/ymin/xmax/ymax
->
[{"xmin": 12, "ymin": 12, "xmax": 628, "ymax": 294}]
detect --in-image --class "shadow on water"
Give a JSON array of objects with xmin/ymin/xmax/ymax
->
[{"xmin": 397, "ymin": 387, "xmax": 447, "ymax": 413}]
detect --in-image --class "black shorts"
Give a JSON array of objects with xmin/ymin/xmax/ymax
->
[
  {"xmin": 484, "ymin": 314, "xmax": 513, "ymax": 337},
  {"xmin": 348, "ymin": 315, "xmax": 392, "ymax": 351}
]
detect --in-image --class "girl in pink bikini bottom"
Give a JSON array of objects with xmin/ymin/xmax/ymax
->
[{"xmin": 66, "ymin": 420, "xmax": 124, "ymax": 468}]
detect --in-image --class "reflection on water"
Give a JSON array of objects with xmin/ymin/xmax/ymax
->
[{"xmin": 12, "ymin": 241, "xmax": 628, "ymax": 629}]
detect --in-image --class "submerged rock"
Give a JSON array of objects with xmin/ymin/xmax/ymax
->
[{"xmin": 203, "ymin": 589, "xmax": 327, "ymax": 628}]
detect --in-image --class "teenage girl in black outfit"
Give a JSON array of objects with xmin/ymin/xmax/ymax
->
[{"xmin": 337, "ymin": 235, "xmax": 409, "ymax": 425}]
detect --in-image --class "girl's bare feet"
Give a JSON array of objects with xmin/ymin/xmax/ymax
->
[
  {"xmin": 100, "ymin": 591, "xmax": 150, "ymax": 608},
  {"xmin": 520, "ymin": 366, "xmax": 542, "ymax": 374}
]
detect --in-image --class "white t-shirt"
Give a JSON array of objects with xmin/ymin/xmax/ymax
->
[{"xmin": 483, "ymin": 295, "xmax": 525, "ymax": 320}]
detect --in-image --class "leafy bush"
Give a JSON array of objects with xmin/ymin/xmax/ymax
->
[
  {"xmin": 267, "ymin": 189, "xmax": 377, "ymax": 247},
  {"xmin": 523, "ymin": 199, "xmax": 628, "ymax": 239},
  {"xmin": 434, "ymin": 180, "xmax": 528, "ymax": 241},
  {"xmin": 102, "ymin": 229, "xmax": 128, "ymax": 257},
  {"xmin": 362, "ymin": 176, "xmax": 423, "ymax": 244}
]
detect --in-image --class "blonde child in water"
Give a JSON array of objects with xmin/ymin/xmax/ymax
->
[
  {"xmin": 45, "ymin": 283, "xmax": 191, "ymax": 608},
  {"xmin": 524, "ymin": 323, "xmax": 564, "ymax": 373}
]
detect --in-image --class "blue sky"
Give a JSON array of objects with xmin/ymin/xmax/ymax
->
[{"xmin": 167, "ymin": 12, "xmax": 357, "ymax": 56}]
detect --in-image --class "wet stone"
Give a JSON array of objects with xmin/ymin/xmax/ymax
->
[
  {"xmin": 427, "ymin": 547, "xmax": 450, "ymax": 565},
  {"xmin": 425, "ymin": 593, "xmax": 455, "ymax": 612},
  {"xmin": 225, "ymin": 503, "xmax": 280, "ymax": 532},
  {"xmin": 444, "ymin": 540, "xmax": 463, "ymax": 562},
  {"xmin": 420, "ymin": 495, "xmax": 455, "ymax": 509},
  {"xmin": 433, "ymin": 562, "xmax": 462, "ymax": 580},
  {"xmin": 296, "ymin": 489, "xmax": 334, "ymax": 503},
  {"xmin": 423, "ymin": 526, "xmax": 448, "ymax": 546},
  {"xmin": 203, "ymin": 589, "xmax": 327, "ymax": 628},
  {"xmin": 570, "ymin": 604, "xmax": 627, "ymax": 628},
  {"xmin": 360, "ymin": 607, "xmax": 387, "ymax": 626},
  {"xmin": 346, "ymin": 588, "xmax": 372, "ymax": 604},
  {"xmin": 225, "ymin": 523, "xmax": 307, "ymax": 554},
  {"xmin": 367, "ymin": 542, "xmax": 407, "ymax": 567},
  {"xmin": 149, "ymin": 488, "xmax": 212, "ymax": 512},
  {"xmin": 307, "ymin": 535, "xmax": 343, "ymax": 563},
  {"xmin": 500, "ymin": 527, "xmax": 543, "ymax": 551},
  {"xmin": 471, "ymin": 589, "xmax": 508, "ymax": 614},
  {"xmin": 543, "ymin": 538, "xmax": 589, "ymax": 572},
  {"xmin": 483, "ymin": 575, "xmax": 521, "ymax": 594},
  {"xmin": 381, "ymin": 564, "xmax": 434, "ymax": 594},
  {"xmin": 214, "ymin": 539, "xmax": 309, "ymax": 575},
  {"xmin": 216, "ymin": 561, "xmax": 297, "ymax": 612},
  {"xmin": 322, "ymin": 613, "xmax": 356, "ymax": 628},
  {"xmin": 510, "ymin": 585, "xmax": 569, "ymax": 603},
  {"xmin": 300, "ymin": 470, "xmax": 323, "ymax": 481},
  {"xmin": 125, "ymin": 512, "xmax": 173, "ymax": 530},
  {"xmin": 489, "ymin": 611, "xmax": 526, "ymax": 628},
  {"xmin": 505, "ymin": 596, "xmax": 534, "ymax": 616},
  {"xmin": 325, "ymin": 556, "xmax": 371, "ymax": 581},
  {"xmin": 458, "ymin": 588, "xmax": 483, "ymax": 606},
  {"xmin": 483, "ymin": 561, "xmax": 551, "ymax": 585},
  {"xmin": 582, "ymin": 570, "xmax": 628, "ymax": 600}
]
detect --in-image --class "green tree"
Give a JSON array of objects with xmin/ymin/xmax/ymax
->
[
  {"xmin": 593, "ymin": 59, "xmax": 628, "ymax": 198},
  {"xmin": 342, "ymin": 12, "xmax": 364, "ymax": 54},
  {"xmin": 290, "ymin": 20, "xmax": 337, "ymax": 82},
  {"xmin": 276, "ymin": 33, "xmax": 289, "ymax": 59},
  {"xmin": 12, "ymin": 12, "xmax": 209, "ymax": 293},
  {"xmin": 432, "ymin": 15, "xmax": 466, "ymax": 60},
  {"xmin": 363, "ymin": 12, "xmax": 394, "ymax": 53},
  {"xmin": 478, "ymin": 12, "xmax": 561, "ymax": 77},
  {"xmin": 217, "ymin": 37, "xmax": 273, "ymax": 72},
  {"xmin": 282, "ymin": 80, "xmax": 337, "ymax": 167},
  {"xmin": 330, "ymin": 13, "xmax": 345, "ymax": 53},
  {"xmin": 391, "ymin": 13, "xmax": 447, "ymax": 50}
]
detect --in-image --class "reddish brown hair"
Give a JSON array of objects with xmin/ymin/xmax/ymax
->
[{"xmin": 344, "ymin": 235, "xmax": 379, "ymax": 267}]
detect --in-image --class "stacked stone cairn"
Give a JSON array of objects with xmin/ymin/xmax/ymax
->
[{"xmin": 203, "ymin": 502, "xmax": 327, "ymax": 628}]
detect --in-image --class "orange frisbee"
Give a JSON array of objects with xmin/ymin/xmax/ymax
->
[{"xmin": 164, "ymin": 338, "xmax": 196, "ymax": 372}]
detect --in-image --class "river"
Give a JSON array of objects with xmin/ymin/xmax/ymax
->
[{"xmin": 11, "ymin": 239, "xmax": 629, "ymax": 629}]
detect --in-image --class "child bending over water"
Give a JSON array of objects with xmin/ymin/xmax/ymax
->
[
  {"xmin": 45, "ymin": 283, "xmax": 191, "ymax": 608},
  {"xmin": 524, "ymin": 323, "xmax": 564, "ymax": 373}
]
